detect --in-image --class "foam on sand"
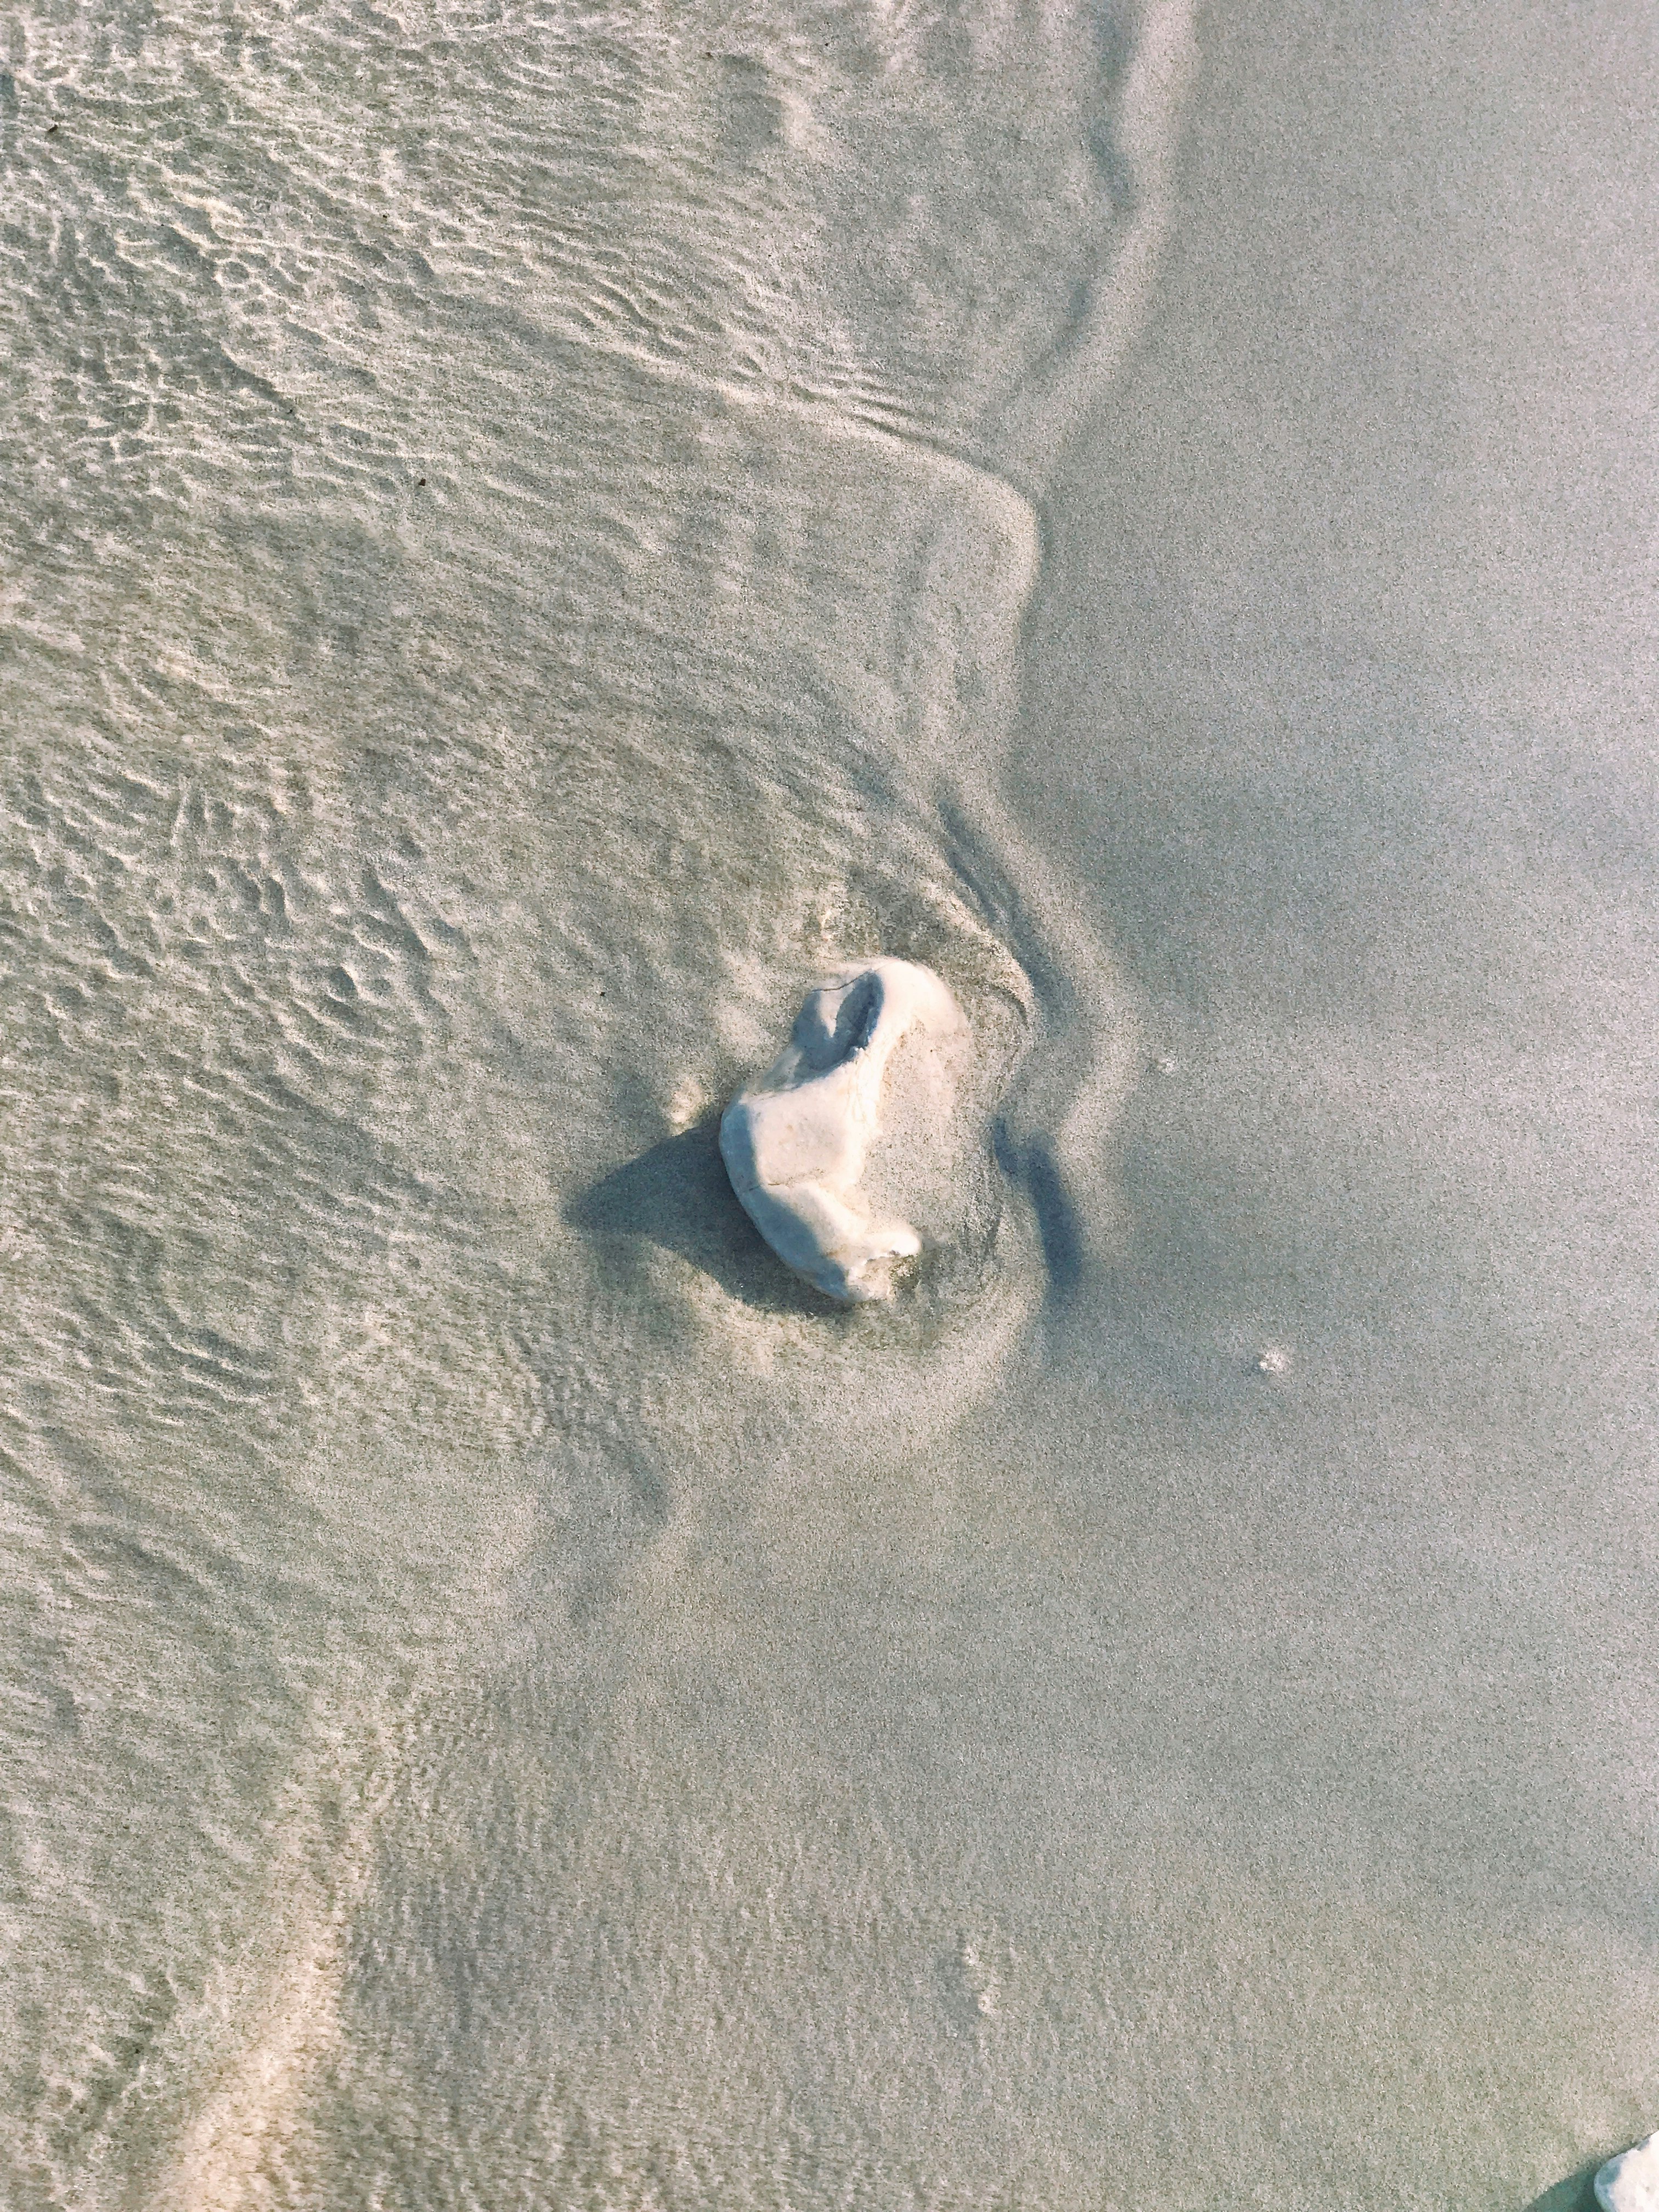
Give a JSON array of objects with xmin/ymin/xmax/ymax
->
[
  {"xmin": 719, "ymin": 958, "xmax": 962, "ymax": 1304},
  {"xmin": 1599, "ymin": 2136, "xmax": 1659, "ymax": 2212}
]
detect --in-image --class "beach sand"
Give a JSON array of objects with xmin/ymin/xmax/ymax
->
[{"xmin": 2, "ymin": 1, "xmax": 1655, "ymax": 2206}]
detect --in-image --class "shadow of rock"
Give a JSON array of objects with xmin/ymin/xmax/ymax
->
[
  {"xmin": 566, "ymin": 1117, "xmax": 829, "ymax": 1316},
  {"xmin": 992, "ymin": 1121, "xmax": 1082, "ymax": 1312},
  {"xmin": 1522, "ymin": 2157, "xmax": 1607, "ymax": 2212}
]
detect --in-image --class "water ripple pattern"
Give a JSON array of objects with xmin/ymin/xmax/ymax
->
[{"xmin": 0, "ymin": 2, "xmax": 1191, "ymax": 2204}]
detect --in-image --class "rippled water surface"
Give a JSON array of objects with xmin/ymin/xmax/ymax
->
[{"xmin": 3, "ymin": 2, "xmax": 1181, "ymax": 2200}]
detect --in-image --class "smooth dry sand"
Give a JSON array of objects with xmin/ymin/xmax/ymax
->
[{"xmin": 1000, "ymin": 3, "xmax": 1659, "ymax": 2203}]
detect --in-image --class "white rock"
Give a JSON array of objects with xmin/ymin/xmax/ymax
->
[
  {"xmin": 720, "ymin": 958, "xmax": 962, "ymax": 1304},
  {"xmin": 1598, "ymin": 2134, "xmax": 1659, "ymax": 2212}
]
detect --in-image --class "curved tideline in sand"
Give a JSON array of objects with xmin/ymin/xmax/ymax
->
[{"xmin": 719, "ymin": 959, "xmax": 962, "ymax": 1304}]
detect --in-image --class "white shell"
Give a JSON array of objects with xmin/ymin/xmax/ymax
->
[
  {"xmin": 1598, "ymin": 2134, "xmax": 1659, "ymax": 2212},
  {"xmin": 720, "ymin": 959, "xmax": 962, "ymax": 1304}
]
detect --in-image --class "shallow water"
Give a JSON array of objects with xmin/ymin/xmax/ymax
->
[{"xmin": 3, "ymin": 0, "xmax": 1656, "ymax": 2205}]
